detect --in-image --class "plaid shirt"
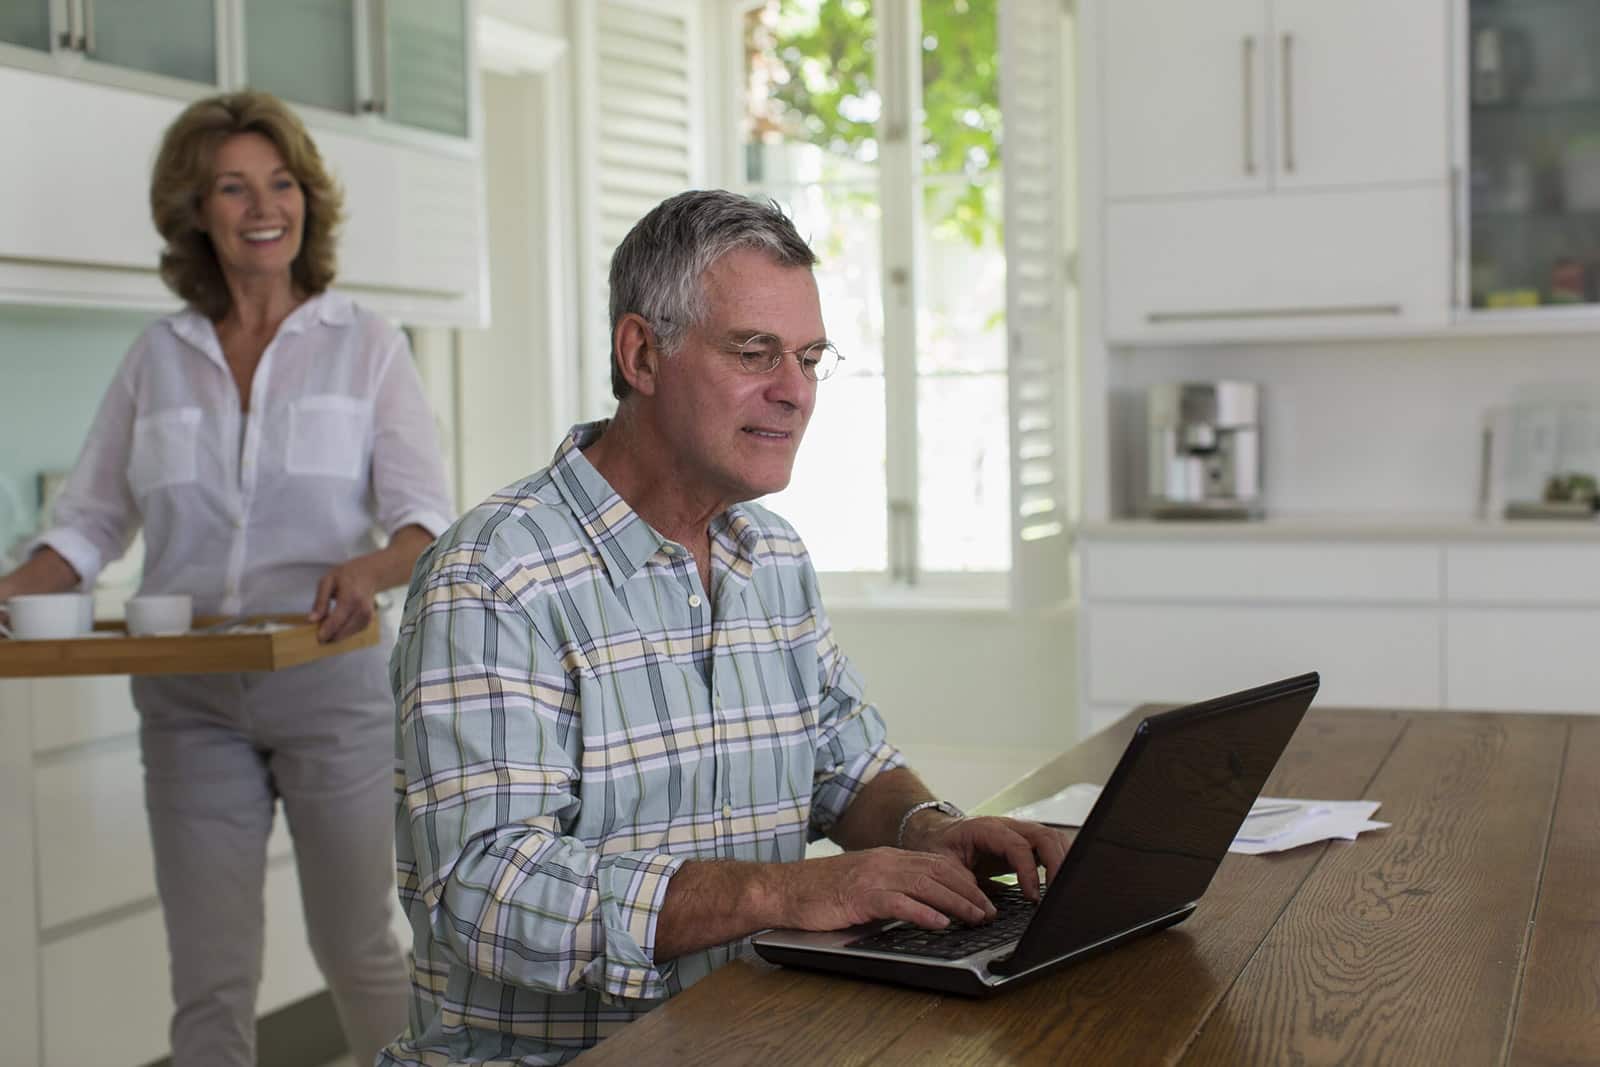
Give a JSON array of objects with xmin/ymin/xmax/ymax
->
[{"xmin": 381, "ymin": 422, "xmax": 903, "ymax": 1065}]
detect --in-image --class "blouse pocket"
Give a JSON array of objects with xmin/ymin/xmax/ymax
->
[
  {"xmin": 128, "ymin": 407, "xmax": 202, "ymax": 496},
  {"xmin": 285, "ymin": 394, "xmax": 373, "ymax": 480}
]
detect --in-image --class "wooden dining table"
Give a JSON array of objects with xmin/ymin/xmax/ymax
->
[{"xmin": 576, "ymin": 707, "xmax": 1599, "ymax": 1066}]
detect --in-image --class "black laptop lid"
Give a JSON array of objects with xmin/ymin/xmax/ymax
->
[{"xmin": 1005, "ymin": 672, "xmax": 1319, "ymax": 973}]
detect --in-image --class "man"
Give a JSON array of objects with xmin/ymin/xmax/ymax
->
[{"xmin": 381, "ymin": 190, "xmax": 1067, "ymax": 1065}]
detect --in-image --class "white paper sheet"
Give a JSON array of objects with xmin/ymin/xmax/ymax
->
[{"xmin": 1008, "ymin": 784, "xmax": 1389, "ymax": 855}]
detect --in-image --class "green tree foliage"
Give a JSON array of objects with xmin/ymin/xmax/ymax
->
[{"xmin": 761, "ymin": 0, "xmax": 1001, "ymax": 247}]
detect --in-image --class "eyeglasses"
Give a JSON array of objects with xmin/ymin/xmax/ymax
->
[{"xmin": 723, "ymin": 333, "xmax": 844, "ymax": 382}]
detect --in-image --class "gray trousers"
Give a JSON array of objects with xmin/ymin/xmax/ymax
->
[{"xmin": 132, "ymin": 645, "xmax": 409, "ymax": 1067}]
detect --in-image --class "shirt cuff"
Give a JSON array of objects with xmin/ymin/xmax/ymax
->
[
  {"xmin": 384, "ymin": 508, "xmax": 453, "ymax": 541},
  {"xmin": 589, "ymin": 849, "xmax": 688, "ymax": 1001},
  {"xmin": 809, "ymin": 740, "xmax": 906, "ymax": 841},
  {"xmin": 23, "ymin": 527, "xmax": 102, "ymax": 589}
]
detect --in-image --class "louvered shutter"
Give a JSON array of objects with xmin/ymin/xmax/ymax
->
[
  {"xmin": 1001, "ymin": 0, "xmax": 1074, "ymax": 610},
  {"xmin": 573, "ymin": 0, "xmax": 706, "ymax": 419}
]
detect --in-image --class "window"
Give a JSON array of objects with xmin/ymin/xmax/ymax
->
[
  {"xmin": 735, "ymin": 0, "xmax": 1035, "ymax": 590},
  {"xmin": 576, "ymin": 0, "xmax": 1073, "ymax": 605}
]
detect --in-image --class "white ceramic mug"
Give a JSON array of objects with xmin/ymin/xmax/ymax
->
[
  {"xmin": 125, "ymin": 594, "xmax": 193, "ymax": 637},
  {"xmin": 0, "ymin": 593, "xmax": 93, "ymax": 640}
]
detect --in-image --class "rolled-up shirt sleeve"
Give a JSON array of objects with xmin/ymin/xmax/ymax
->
[
  {"xmin": 27, "ymin": 347, "xmax": 143, "ymax": 587},
  {"xmin": 805, "ymin": 597, "xmax": 904, "ymax": 841},
  {"xmin": 394, "ymin": 555, "xmax": 683, "ymax": 1001},
  {"xmin": 370, "ymin": 330, "xmax": 454, "ymax": 540}
]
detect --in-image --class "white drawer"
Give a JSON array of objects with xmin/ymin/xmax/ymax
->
[
  {"xmin": 1086, "ymin": 603, "xmax": 1441, "ymax": 708},
  {"xmin": 36, "ymin": 746, "xmax": 296, "ymax": 930},
  {"xmin": 1447, "ymin": 609, "xmax": 1600, "ymax": 714},
  {"xmin": 41, "ymin": 859, "xmax": 320, "ymax": 1067},
  {"xmin": 1446, "ymin": 544, "xmax": 1600, "ymax": 605},
  {"xmin": 31, "ymin": 675, "xmax": 137, "ymax": 752},
  {"xmin": 1084, "ymin": 541, "xmax": 1441, "ymax": 603},
  {"xmin": 35, "ymin": 744, "xmax": 153, "ymax": 930}
]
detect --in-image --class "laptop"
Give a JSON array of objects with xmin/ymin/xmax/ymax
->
[{"xmin": 751, "ymin": 672, "xmax": 1320, "ymax": 996}]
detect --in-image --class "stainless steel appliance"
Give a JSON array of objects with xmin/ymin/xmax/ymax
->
[{"xmin": 1146, "ymin": 381, "xmax": 1263, "ymax": 519}]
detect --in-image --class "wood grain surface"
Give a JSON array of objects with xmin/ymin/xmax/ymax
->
[
  {"xmin": 574, "ymin": 710, "xmax": 1595, "ymax": 1067},
  {"xmin": 0, "ymin": 613, "xmax": 378, "ymax": 677}
]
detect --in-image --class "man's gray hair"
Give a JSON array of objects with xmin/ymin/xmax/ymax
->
[{"xmin": 608, "ymin": 189, "xmax": 817, "ymax": 400}]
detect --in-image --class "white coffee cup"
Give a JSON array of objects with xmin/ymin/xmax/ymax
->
[
  {"xmin": 0, "ymin": 593, "xmax": 93, "ymax": 640},
  {"xmin": 125, "ymin": 594, "xmax": 193, "ymax": 637}
]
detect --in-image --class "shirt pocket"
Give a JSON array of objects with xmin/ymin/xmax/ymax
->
[
  {"xmin": 128, "ymin": 406, "xmax": 202, "ymax": 496},
  {"xmin": 285, "ymin": 394, "xmax": 372, "ymax": 480}
]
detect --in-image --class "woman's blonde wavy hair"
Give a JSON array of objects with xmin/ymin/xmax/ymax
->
[{"xmin": 151, "ymin": 90, "xmax": 343, "ymax": 319}]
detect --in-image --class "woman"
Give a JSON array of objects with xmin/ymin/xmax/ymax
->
[{"xmin": 0, "ymin": 91, "xmax": 453, "ymax": 1065}]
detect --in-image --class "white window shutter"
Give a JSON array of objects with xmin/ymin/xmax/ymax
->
[
  {"xmin": 573, "ymin": 0, "xmax": 706, "ymax": 419},
  {"xmin": 1001, "ymin": 0, "xmax": 1074, "ymax": 610}
]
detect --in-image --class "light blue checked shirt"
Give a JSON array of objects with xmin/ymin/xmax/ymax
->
[{"xmin": 382, "ymin": 422, "xmax": 904, "ymax": 1065}]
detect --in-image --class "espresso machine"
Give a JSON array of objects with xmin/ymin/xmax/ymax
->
[{"xmin": 1146, "ymin": 381, "xmax": 1263, "ymax": 519}]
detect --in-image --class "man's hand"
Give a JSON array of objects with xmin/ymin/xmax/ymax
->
[
  {"xmin": 308, "ymin": 559, "xmax": 379, "ymax": 643},
  {"xmin": 778, "ymin": 847, "xmax": 999, "ymax": 932},
  {"xmin": 902, "ymin": 813, "xmax": 1073, "ymax": 902}
]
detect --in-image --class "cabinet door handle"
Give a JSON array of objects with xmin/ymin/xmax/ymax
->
[
  {"xmin": 1281, "ymin": 32, "xmax": 1295, "ymax": 173},
  {"xmin": 58, "ymin": 0, "xmax": 77, "ymax": 50},
  {"xmin": 1242, "ymin": 36, "xmax": 1256, "ymax": 175},
  {"xmin": 1147, "ymin": 304, "xmax": 1403, "ymax": 324}
]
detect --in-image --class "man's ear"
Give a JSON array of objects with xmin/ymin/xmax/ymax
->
[{"xmin": 613, "ymin": 313, "xmax": 661, "ymax": 397}]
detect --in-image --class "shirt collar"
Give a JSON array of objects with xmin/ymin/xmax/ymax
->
[
  {"xmin": 548, "ymin": 421, "xmax": 766, "ymax": 590},
  {"xmin": 548, "ymin": 421, "xmax": 668, "ymax": 589},
  {"xmin": 165, "ymin": 290, "xmax": 349, "ymax": 365}
]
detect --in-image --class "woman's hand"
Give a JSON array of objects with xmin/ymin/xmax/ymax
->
[{"xmin": 308, "ymin": 559, "xmax": 380, "ymax": 643}]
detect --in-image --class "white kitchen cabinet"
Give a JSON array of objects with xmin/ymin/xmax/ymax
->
[
  {"xmin": 1271, "ymin": 0, "xmax": 1450, "ymax": 190},
  {"xmin": 242, "ymin": 0, "xmax": 473, "ymax": 140},
  {"xmin": 1079, "ymin": 528, "xmax": 1600, "ymax": 734},
  {"xmin": 1104, "ymin": 185, "xmax": 1452, "ymax": 340},
  {"xmin": 0, "ymin": 63, "xmax": 487, "ymax": 326},
  {"xmin": 1104, "ymin": 0, "xmax": 1449, "ymax": 199},
  {"xmin": 1096, "ymin": 0, "xmax": 1453, "ymax": 343},
  {"xmin": 1103, "ymin": 0, "xmax": 1269, "ymax": 199}
]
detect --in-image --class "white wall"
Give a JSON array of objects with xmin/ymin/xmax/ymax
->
[
  {"xmin": 826, "ymin": 607, "xmax": 1078, "ymax": 749},
  {"xmin": 1105, "ymin": 332, "xmax": 1600, "ymax": 518}
]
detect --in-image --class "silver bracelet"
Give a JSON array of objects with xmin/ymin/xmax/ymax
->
[{"xmin": 895, "ymin": 799, "xmax": 964, "ymax": 849}]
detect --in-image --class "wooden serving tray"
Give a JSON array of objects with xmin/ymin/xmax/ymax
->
[{"xmin": 0, "ymin": 614, "xmax": 379, "ymax": 678}]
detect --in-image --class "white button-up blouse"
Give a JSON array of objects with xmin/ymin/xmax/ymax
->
[{"xmin": 33, "ymin": 291, "xmax": 454, "ymax": 617}]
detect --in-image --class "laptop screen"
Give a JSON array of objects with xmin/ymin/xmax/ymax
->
[{"xmin": 1006, "ymin": 673, "xmax": 1318, "ymax": 973}]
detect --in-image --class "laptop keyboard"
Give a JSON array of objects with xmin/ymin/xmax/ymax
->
[{"xmin": 846, "ymin": 883, "xmax": 1039, "ymax": 960}]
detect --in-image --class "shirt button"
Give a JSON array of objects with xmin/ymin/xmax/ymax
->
[
  {"xmin": 662, "ymin": 545, "xmax": 675, "ymax": 556},
  {"xmin": 688, "ymin": 594, "xmax": 702, "ymax": 608},
  {"xmin": 722, "ymin": 803, "xmax": 733, "ymax": 820}
]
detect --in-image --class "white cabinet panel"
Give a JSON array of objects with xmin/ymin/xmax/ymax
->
[
  {"xmin": 35, "ymin": 743, "xmax": 154, "ymax": 930},
  {"xmin": 1087, "ymin": 603, "xmax": 1440, "ymax": 708},
  {"xmin": 31, "ymin": 675, "xmax": 137, "ymax": 752},
  {"xmin": 1103, "ymin": 0, "xmax": 1269, "ymax": 199},
  {"xmin": 0, "ymin": 65, "xmax": 487, "ymax": 326},
  {"xmin": 0, "ymin": 66, "xmax": 169, "ymax": 273},
  {"xmin": 1105, "ymin": 185, "xmax": 1451, "ymax": 342},
  {"xmin": 1447, "ymin": 610, "xmax": 1600, "ymax": 714},
  {"xmin": 41, "ymin": 859, "xmax": 321, "ymax": 1067},
  {"xmin": 1446, "ymin": 544, "xmax": 1600, "ymax": 604},
  {"xmin": 0, "ymin": 688, "xmax": 39, "ymax": 1067},
  {"xmin": 41, "ymin": 900, "xmax": 172, "ymax": 1067},
  {"xmin": 1085, "ymin": 541, "xmax": 1440, "ymax": 603},
  {"xmin": 259, "ymin": 860, "xmax": 325, "ymax": 1014},
  {"xmin": 1272, "ymin": 0, "xmax": 1450, "ymax": 189}
]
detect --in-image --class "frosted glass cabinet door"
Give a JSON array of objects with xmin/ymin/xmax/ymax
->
[
  {"xmin": 243, "ymin": 0, "xmax": 358, "ymax": 115},
  {"xmin": 383, "ymin": 0, "xmax": 469, "ymax": 137},
  {"xmin": 84, "ymin": 0, "xmax": 218, "ymax": 85},
  {"xmin": 0, "ymin": 1, "xmax": 52, "ymax": 52}
]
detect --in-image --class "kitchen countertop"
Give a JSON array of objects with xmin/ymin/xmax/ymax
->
[{"xmin": 1077, "ymin": 512, "xmax": 1600, "ymax": 542}]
